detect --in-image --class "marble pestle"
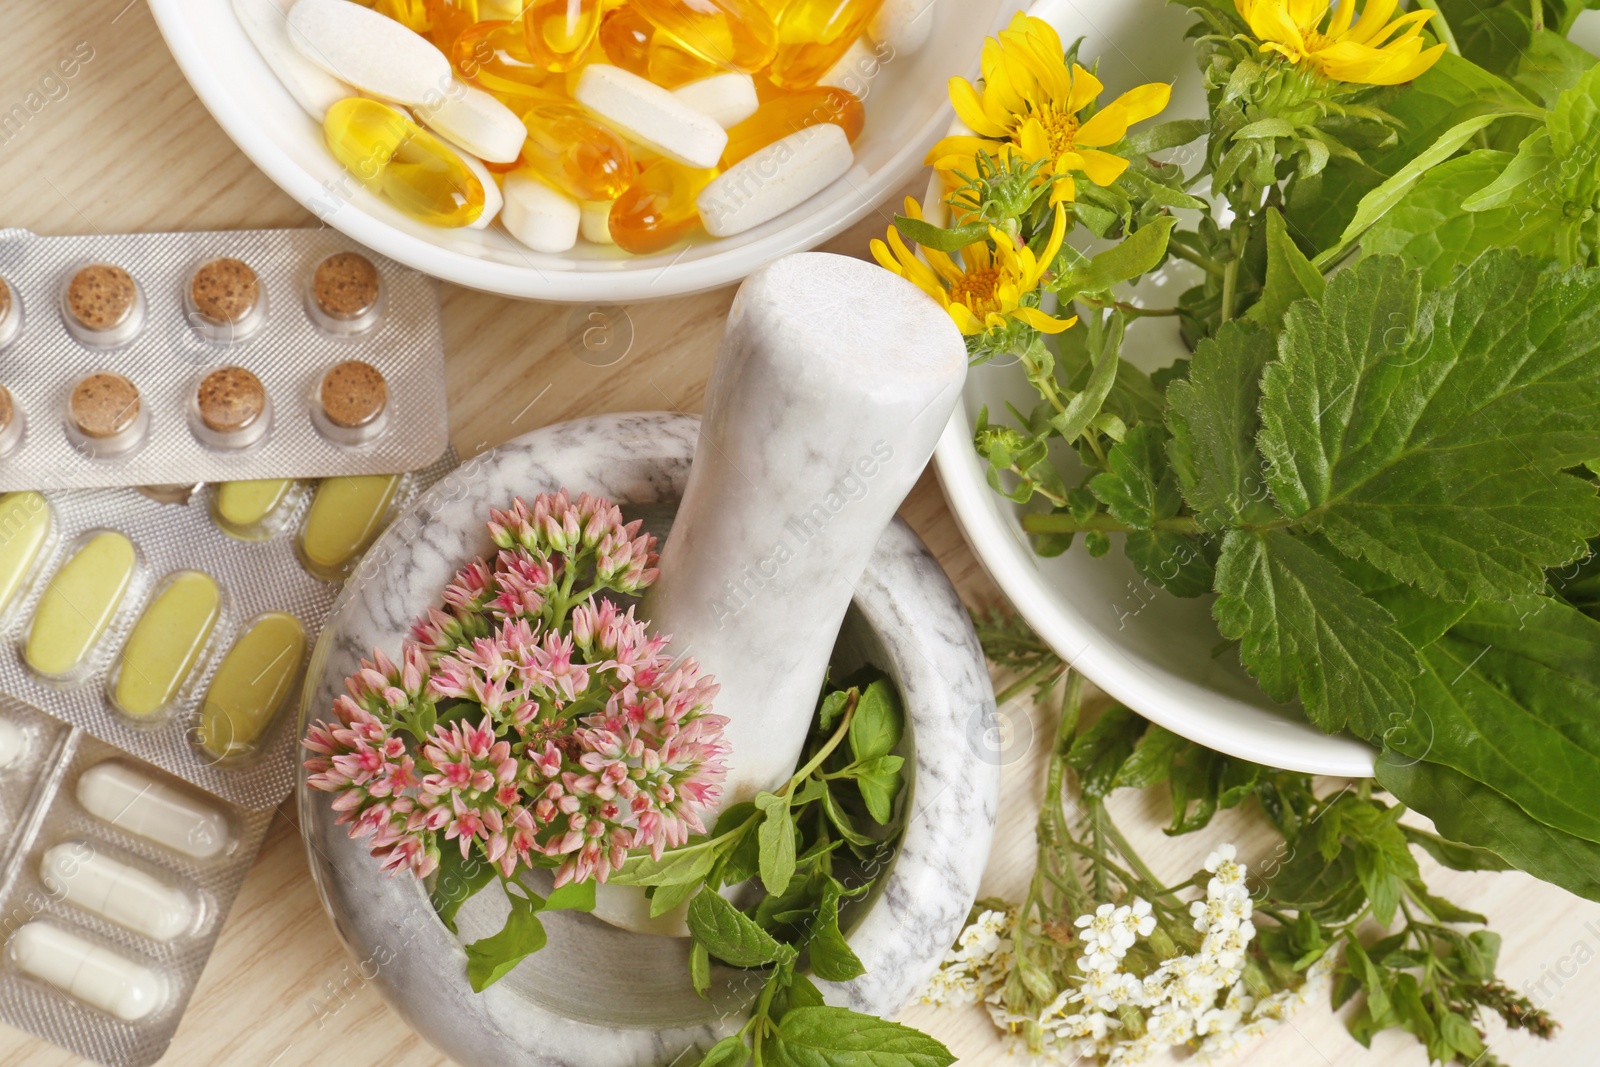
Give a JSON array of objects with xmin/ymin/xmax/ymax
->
[{"xmin": 591, "ymin": 251, "xmax": 966, "ymax": 935}]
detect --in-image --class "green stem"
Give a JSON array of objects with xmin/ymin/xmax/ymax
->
[
  {"xmin": 1094, "ymin": 803, "xmax": 1183, "ymax": 902},
  {"xmin": 1417, "ymin": 0, "xmax": 1461, "ymax": 53},
  {"xmin": 1021, "ymin": 512, "xmax": 1207, "ymax": 536},
  {"xmin": 1166, "ymin": 235, "xmax": 1226, "ymax": 277},
  {"xmin": 994, "ymin": 660, "xmax": 1069, "ymax": 707},
  {"xmin": 781, "ymin": 692, "xmax": 857, "ymax": 793}
]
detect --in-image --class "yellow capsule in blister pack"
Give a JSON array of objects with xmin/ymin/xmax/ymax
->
[
  {"xmin": 522, "ymin": 0, "xmax": 603, "ymax": 72},
  {"xmin": 631, "ymin": 0, "xmax": 777, "ymax": 74},
  {"xmin": 722, "ymin": 85, "xmax": 864, "ymax": 166},
  {"xmin": 609, "ymin": 159, "xmax": 717, "ymax": 254},
  {"xmin": 323, "ymin": 98, "xmax": 487, "ymax": 227},
  {"xmin": 455, "ymin": 18, "xmax": 552, "ymax": 98},
  {"xmin": 768, "ymin": 0, "xmax": 884, "ymax": 89},
  {"xmin": 520, "ymin": 92, "xmax": 636, "ymax": 201}
]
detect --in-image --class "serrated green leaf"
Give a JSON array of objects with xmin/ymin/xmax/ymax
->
[
  {"xmin": 688, "ymin": 891, "xmax": 795, "ymax": 969},
  {"xmin": 1112, "ymin": 724, "xmax": 1190, "ymax": 789},
  {"xmin": 848, "ymin": 679, "xmax": 902, "ymax": 762},
  {"xmin": 807, "ymin": 877, "xmax": 866, "ymax": 982},
  {"xmin": 1166, "ymin": 319, "xmax": 1279, "ymax": 527},
  {"xmin": 1377, "ymin": 752, "xmax": 1600, "ymax": 902},
  {"xmin": 769, "ymin": 1007, "xmax": 956, "ymax": 1067},
  {"xmin": 1091, "ymin": 424, "xmax": 1183, "ymax": 529},
  {"xmin": 1212, "ymin": 530, "xmax": 1418, "ymax": 736},
  {"xmin": 1246, "ymin": 208, "xmax": 1323, "ymax": 332},
  {"xmin": 1259, "ymin": 252, "xmax": 1600, "ymax": 602},
  {"xmin": 1390, "ymin": 596, "xmax": 1600, "ymax": 843},
  {"xmin": 756, "ymin": 792, "xmax": 798, "ymax": 895},
  {"xmin": 464, "ymin": 892, "xmax": 548, "ymax": 992},
  {"xmin": 1067, "ymin": 705, "xmax": 1147, "ymax": 798}
]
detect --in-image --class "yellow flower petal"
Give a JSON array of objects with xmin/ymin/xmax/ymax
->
[
  {"xmin": 948, "ymin": 303, "xmax": 985, "ymax": 335},
  {"xmin": 1064, "ymin": 148, "xmax": 1130, "ymax": 187},
  {"xmin": 1014, "ymin": 306, "xmax": 1076, "ymax": 333},
  {"xmin": 948, "ymin": 77, "xmax": 1009, "ymax": 139}
]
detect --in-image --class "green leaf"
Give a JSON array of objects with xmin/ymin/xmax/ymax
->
[
  {"xmin": 608, "ymin": 837, "xmax": 724, "ymax": 887},
  {"xmin": 1514, "ymin": 28, "xmax": 1598, "ymax": 107},
  {"xmin": 851, "ymin": 755, "xmax": 905, "ymax": 825},
  {"xmin": 1091, "ymin": 424, "xmax": 1215, "ymax": 598},
  {"xmin": 808, "ymin": 877, "xmax": 866, "ymax": 982},
  {"xmin": 543, "ymin": 879, "xmax": 596, "ymax": 912},
  {"xmin": 892, "ymin": 214, "xmax": 988, "ymax": 253},
  {"xmin": 1377, "ymin": 752, "xmax": 1600, "ymax": 902},
  {"xmin": 756, "ymin": 793, "xmax": 798, "ymax": 895},
  {"xmin": 650, "ymin": 878, "xmax": 702, "ymax": 917},
  {"xmin": 1246, "ymin": 208, "xmax": 1324, "ymax": 332},
  {"xmin": 1327, "ymin": 550, "xmax": 1474, "ymax": 650},
  {"xmin": 769, "ymin": 1007, "xmax": 956, "ymax": 1067},
  {"xmin": 698, "ymin": 1035, "xmax": 751, "ymax": 1067},
  {"xmin": 464, "ymin": 892, "xmax": 548, "ymax": 992},
  {"xmin": 1404, "ymin": 881, "xmax": 1487, "ymax": 925},
  {"xmin": 776, "ymin": 972, "xmax": 827, "ymax": 1016},
  {"xmin": 1166, "ymin": 319, "xmax": 1279, "ymax": 527},
  {"xmin": 688, "ymin": 891, "xmax": 796, "ymax": 969},
  {"xmin": 1259, "ymin": 253, "xmax": 1600, "ymax": 602},
  {"xmin": 1067, "ymin": 705, "xmax": 1147, "ymax": 798},
  {"xmin": 1061, "ymin": 215, "xmax": 1176, "ymax": 295},
  {"xmin": 1212, "ymin": 530, "xmax": 1418, "ymax": 736},
  {"xmin": 1119, "ymin": 118, "xmax": 1206, "ymax": 155},
  {"xmin": 690, "ymin": 940, "xmax": 712, "ymax": 998},
  {"xmin": 818, "ymin": 688, "xmax": 853, "ymax": 733},
  {"xmin": 1391, "ymin": 596, "xmax": 1600, "ymax": 843},
  {"xmin": 1460, "ymin": 128, "xmax": 1558, "ymax": 211},
  {"xmin": 821, "ymin": 784, "xmax": 874, "ymax": 847},
  {"xmin": 1400, "ymin": 825, "xmax": 1512, "ymax": 873},
  {"xmin": 1314, "ymin": 107, "xmax": 1535, "ymax": 269},
  {"xmin": 1112, "ymin": 724, "xmax": 1190, "ymax": 789},
  {"xmin": 848, "ymin": 679, "xmax": 902, "ymax": 762},
  {"xmin": 1048, "ymin": 312, "xmax": 1125, "ymax": 444},
  {"xmin": 430, "ymin": 847, "xmax": 497, "ymax": 934}
]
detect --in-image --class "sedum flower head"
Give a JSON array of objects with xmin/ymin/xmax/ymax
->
[
  {"xmin": 1235, "ymin": 0, "xmax": 1445, "ymax": 86},
  {"xmin": 873, "ymin": 197, "xmax": 1074, "ymax": 338},
  {"xmin": 926, "ymin": 12, "xmax": 1171, "ymax": 205}
]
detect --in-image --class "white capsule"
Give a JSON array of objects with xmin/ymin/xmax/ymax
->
[
  {"xmin": 574, "ymin": 65, "xmax": 728, "ymax": 170},
  {"xmin": 234, "ymin": 0, "xmax": 351, "ymax": 121},
  {"xmin": 697, "ymin": 123, "xmax": 854, "ymax": 238},
  {"xmin": 671, "ymin": 73, "xmax": 760, "ymax": 130},
  {"xmin": 579, "ymin": 199, "xmax": 616, "ymax": 245},
  {"xmin": 10, "ymin": 922, "xmax": 167, "ymax": 1022},
  {"xmin": 0, "ymin": 715, "xmax": 25, "ymax": 770},
  {"xmin": 41, "ymin": 843, "xmax": 196, "ymax": 943},
  {"xmin": 501, "ymin": 174, "xmax": 581, "ymax": 253},
  {"xmin": 286, "ymin": 0, "xmax": 453, "ymax": 107},
  {"xmin": 415, "ymin": 80, "xmax": 526, "ymax": 164},
  {"xmin": 868, "ymin": 0, "xmax": 934, "ymax": 55},
  {"xmin": 76, "ymin": 763, "xmax": 232, "ymax": 861}
]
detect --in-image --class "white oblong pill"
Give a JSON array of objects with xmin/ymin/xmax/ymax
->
[
  {"xmin": 574, "ymin": 65, "xmax": 728, "ymax": 170},
  {"xmin": 697, "ymin": 123, "xmax": 854, "ymax": 238},
  {"xmin": 869, "ymin": 0, "xmax": 934, "ymax": 55},
  {"xmin": 671, "ymin": 73, "xmax": 760, "ymax": 130},
  {"xmin": 502, "ymin": 174, "xmax": 581, "ymax": 253},
  {"xmin": 416, "ymin": 81, "xmax": 526, "ymax": 164},
  {"xmin": 10, "ymin": 922, "xmax": 167, "ymax": 1022},
  {"xmin": 580, "ymin": 199, "xmax": 616, "ymax": 245},
  {"xmin": 41, "ymin": 844, "xmax": 196, "ymax": 943},
  {"xmin": 76, "ymin": 763, "xmax": 232, "ymax": 861},
  {"xmin": 286, "ymin": 0, "xmax": 452, "ymax": 107},
  {"xmin": 0, "ymin": 715, "xmax": 24, "ymax": 769},
  {"xmin": 234, "ymin": 0, "xmax": 351, "ymax": 121}
]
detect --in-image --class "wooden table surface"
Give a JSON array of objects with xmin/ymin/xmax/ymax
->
[{"xmin": 4, "ymin": 5, "xmax": 1597, "ymax": 1066}]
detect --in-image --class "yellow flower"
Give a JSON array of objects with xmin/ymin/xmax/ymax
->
[
  {"xmin": 871, "ymin": 198, "xmax": 1076, "ymax": 337},
  {"xmin": 1235, "ymin": 0, "xmax": 1445, "ymax": 85},
  {"xmin": 925, "ymin": 13, "xmax": 1171, "ymax": 205}
]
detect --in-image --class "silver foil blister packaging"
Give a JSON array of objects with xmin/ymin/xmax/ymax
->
[
  {"xmin": 0, "ymin": 453, "xmax": 455, "ymax": 811},
  {"xmin": 0, "ymin": 700, "xmax": 273, "ymax": 1067},
  {"xmin": 0, "ymin": 227, "xmax": 448, "ymax": 490}
]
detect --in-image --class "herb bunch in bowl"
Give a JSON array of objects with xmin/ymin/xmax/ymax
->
[{"xmin": 877, "ymin": 4, "xmax": 1600, "ymax": 901}]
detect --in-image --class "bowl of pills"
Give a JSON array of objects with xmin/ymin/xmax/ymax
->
[{"xmin": 148, "ymin": 0, "xmax": 1009, "ymax": 301}]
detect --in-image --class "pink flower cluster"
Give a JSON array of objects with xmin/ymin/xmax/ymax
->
[{"xmin": 303, "ymin": 491, "xmax": 727, "ymax": 888}]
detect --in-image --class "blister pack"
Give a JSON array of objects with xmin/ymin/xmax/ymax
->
[
  {"xmin": 0, "ymin": 700, "xmax": 273, "ymax": 1067},
  {"xmin": 0, "ymin": 452, "xmax": 454, "ymax": 811},
  {"xmin": 0, "ymin": 227, "xmax": 448, "ymax": 491}
]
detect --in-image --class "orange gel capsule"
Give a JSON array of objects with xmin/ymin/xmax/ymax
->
[
  {"xmin": 722, "ymin": 86, "xmax": 865, "ymax": 166},
  {"xmin": 454, "ymin": 19, "xmax": 552, "ymax": 97},
  {"xmin": 631, "ymin": 0, "xmax": 777, "ymax": 74},
  {"xmin": 769, "ymin": 0, "xmax": 884, "ymax": 89},
  {"xmin": 520, "ymin": 93, "xmax": 636, "ymax": 201},
  {"xmin": 423, "ymin": 0, "xmax": 479, "ymax": 51},
  {"xmin": 599, "ymin": 7, "xmax": 722, "ymax": 87},
  {"xmin": 609, "ymin": 160, "xmax": 717, "ymax": 254},
  {"xmin": 522, "ymin": 0, "xmax": 603, "ymax": 72},
  {"xmin": 369, "ymin": 0, "xmax": 429, "ymax": 31},
  {"xmin": 323, "ymin": 98, "xmax": 486, "ymax": 227}
]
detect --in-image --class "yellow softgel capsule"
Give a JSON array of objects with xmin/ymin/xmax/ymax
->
[
  {"xmin": 25, "ymin": 531, "xmax": 136, "ymax": 679},
  {"xmin": 521, "ymin": 0, "xmax": 602, "ymax": 71},
  {"xmin": 520, "ymin": 92, "xmax": 636, "ymax": 201},
  {"xmin": 0, "ymin": 492, "xmax": 52, "ymax": 614},
  {"xmin": 609, "ymin": 159, "xmax": 718, "ymax": 253},
  {"xmin": 631, "ymin": 0, "xmax": 777, "ymax": 74},
  {"xmin": 454, "ymin": 18, "xmax": 552, "ymax": 99},
  {"xmin": 198, "ymin": 613, "xmax": 307, "ymax": 760},
  {"xmin": 323, "ymin": 98, "xmax": 486, "ymax": 227},
  {"xmin": 113, "ymin": 571, "xmax": 221, "ymax": 721},
  {"xmin": 722, "ymin": 85, "xmax": 864, "ymax": 165},
  {"xmin": 214, "ymin": 479, "xmax": 295, "ymax": 540},
  {"xmin": 423, "ymin": 0, "xmax": 479, "ymax": 50},
  {"xmin": 768, "ymin": 0, "xmax": 883, "ymax": 89},
  {"xmin": 299, "ymin": 474, "xmax": 401, "ymax": 581}
]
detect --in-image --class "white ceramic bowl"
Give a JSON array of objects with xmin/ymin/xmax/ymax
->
[
  {"xmin": 147, "ymin": 0, "xmax": 1009, "ymax": 301},
  {"xmin": 933, "ymin": 0, "xmax": 1376, "ymax": 777}
]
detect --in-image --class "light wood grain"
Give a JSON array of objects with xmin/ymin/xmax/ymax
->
[{"xmin": 2, "ymin": 5, "xmax": 1596, "ymax": 1067}]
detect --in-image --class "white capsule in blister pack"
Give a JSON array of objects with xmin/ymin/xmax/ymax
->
[
  {"xmin": 0, "ymin": 227, "xmax": 447, "ymax": 491},
  {"xmin": 41, "ymin": 843, "xmax": 198, "ymax": 942},
  {"xmin": 10, "ymin": 922, "xmax": 168, "ymax": 1022},
  {"xmin": 76, "ymin": 762, "xmax": 233, "ymax": 860}
]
